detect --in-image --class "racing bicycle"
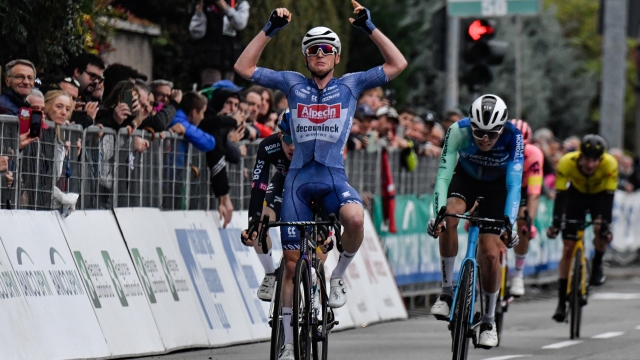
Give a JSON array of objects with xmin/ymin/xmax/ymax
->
[{"xmin": 259, "ymin": 210, "xmax": 342, "ymax": 360}]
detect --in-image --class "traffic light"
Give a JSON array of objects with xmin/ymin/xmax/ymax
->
[{"xmin": 460, "ymin": 19, "xmax": 508, "ymax": 90}]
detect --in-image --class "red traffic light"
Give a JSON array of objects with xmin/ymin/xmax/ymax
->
[{"xmin": 468, "ymin": 19, "xmax": 494, "ymax": 41}]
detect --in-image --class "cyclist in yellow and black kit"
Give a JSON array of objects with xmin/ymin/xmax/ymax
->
[{"xmin": 546, "ymin": 134, "xmax": 618, "ymax": 322}]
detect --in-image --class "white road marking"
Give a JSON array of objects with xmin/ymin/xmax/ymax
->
[
  {"xmin": 591, "ymin": 293, "xmax": 640, "ymax": 300},
  {"xmin": 592, "ymin": 331, "xmax": 624, "ymax": 339},
  {"xmin": 483, "ymin": 355, "xmax": 531, "ymax": 360},
  {"xmin": 542, "ymin": 340, "xmax": 583, "ymax": 349}
]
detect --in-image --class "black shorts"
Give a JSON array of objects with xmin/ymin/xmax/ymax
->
[
  {"xmin": 562, "ymin": 187, "xmax": 613, "ymax": 240},
  {"xmin": 264, "ymin": 171, "xmax": 285, "ymax": 219},
  {"xmin": 520, "ymin": 186, "xmax": 528, "ymax": 207},
  {"xmin": 448, "ymin": 163, "xmax": 507, "ymax": 235}
]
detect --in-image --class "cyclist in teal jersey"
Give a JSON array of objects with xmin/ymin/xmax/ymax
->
[{"xmin": 428, "ymin": 94, "xmax": 523, "ymax": 348}]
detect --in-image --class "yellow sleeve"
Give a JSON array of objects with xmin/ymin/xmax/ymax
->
[
  {"xmin": 603, "ymin": 155, "xmax": 619, "ymax": 192},
  {"xmin": 554, "ymin": 154, "xmax": 572, "ymax": 191}
]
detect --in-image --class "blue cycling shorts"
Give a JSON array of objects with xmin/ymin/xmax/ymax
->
[{"xmin": 280, "ymin": 161, "xmax": 362, "ymax": 250}]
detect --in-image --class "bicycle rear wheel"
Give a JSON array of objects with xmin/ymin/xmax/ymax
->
[
  {"xmin": 270, "ymin": 264, "xmax": 286, "ymax": 360},
  {"xmin": 451, "ymin": 261, "xmax": 474, "ymax": 360},
  {"xmin": 570, "ymin": 248, "xmax": 583, "ymax": 339},
  {"xmin": 313, "ymin": 260, "xmax": 329, "ymax": 360},
  {"xmin": 294, "ymin": 258, "xmax": 311, "ymax": 360}
]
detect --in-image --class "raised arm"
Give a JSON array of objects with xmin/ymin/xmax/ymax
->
[
  {"xmin": 234, "ymin": 8, "xmax": 291, "ymax": 80},
  {"xmin": 349, "ymin": 1, "xmax": 407, "ymax": 80}
]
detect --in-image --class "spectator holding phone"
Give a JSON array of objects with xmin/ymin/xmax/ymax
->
[
  {"xmin": 96, "ymin": 80, "xmax": 142, "ymax": 131},
  {"xmin": 0, "ymin": 59, "xmax": 36, "ymax": 115},
  {"xmin": 190, "ymin": 0, "xmax": 250, "ymax": 87},
  {"xmin": 134, "ymin": 80, "xmax": 182, "ymax": 133},
  {"xmin": 67, "ymin": 53, "xmax": 104, "ymax": 127},
  {"xmin": 150, "ymin": 80, "xmax": 174, "ymax": 108}
]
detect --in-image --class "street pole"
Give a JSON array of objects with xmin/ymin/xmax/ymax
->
[
  {"xmin": 599, "ymin": 0, "xmax": 628, "ymax": 149},
  {"xmin": 634, "ymin": 45, "xmax": 640, "ymax": 157},
  {"xmin": 444, "ymin": 16, "xmax": 460, "ymax": 111},
  {"xmin": 514, "ymin": 15, "xmax": 522, "ymax": 119}
]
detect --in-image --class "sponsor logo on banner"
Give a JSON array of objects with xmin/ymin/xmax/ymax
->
[
  {"xmin": 131, "ymin": 248, "xmax": 157, "ymax": 303},
  {"xmin": 75, "ymin": 251, "xmax": 102, "ymax": 308},
  {"xmin": 157, "ymin": 248, "xmax": 180, "ymax": 301},
  {"xmin": 101, "ymin": 251, "xmax": 129, "ymax": 307}
]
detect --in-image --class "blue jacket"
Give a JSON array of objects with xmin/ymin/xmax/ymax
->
[
  {"xmin": 0, "ymin": 89, "xmax": 28, "ymax": 115},
  {"xmin": 169, "ymin": 109, "xmax": 215, "ymax": 152}
]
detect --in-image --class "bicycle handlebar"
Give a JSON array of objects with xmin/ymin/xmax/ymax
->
[
  {"xmin": 430, "ymin": 205, "xmax": 513, "ymax": 244},
  {"xmin": 257, "ymin": 214, "xmax": 343, "ymax": 253}
]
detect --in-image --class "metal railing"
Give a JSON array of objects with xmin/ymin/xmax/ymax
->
[{"xmin": 0, "ymin": 115, "xmax": 440, "ymax": 211}]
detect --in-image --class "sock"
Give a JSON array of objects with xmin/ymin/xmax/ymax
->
[
  {"xmin": 593, "ymin": 250, "xmax": 605, "ymax": 267},
  {"xmin": 441, "ymin": 256, "xmax": 456, "ymax": 296},
  {"xmin": 331, "ymin": 251, "xmax": 356, "ymax": 279},
  {"xmin": 513, "ymin": 254, "xmax": 527, "ymax": 278},
  {"xmin": 557, "ymin": 278, "xmax": 568, "ymax": 304},
  {"xmin": 481, "ymin": 290, "xmax": 499, "ymax": 324},
  {"xmin": 257, "ymin": 252, "xmax": 276, "ymax": 274},
  {"xmin": 283, "ymin": 307, "xmax": 293, "ymax": 345}
]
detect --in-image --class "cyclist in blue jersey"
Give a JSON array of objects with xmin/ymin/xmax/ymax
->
[
  {"xmin": 428, "ymin": 94, "xmax": 523, "ymax": 348},
  {"xmin": 235, "ymin": 1, "xmax": 406, "ymax": 359}
]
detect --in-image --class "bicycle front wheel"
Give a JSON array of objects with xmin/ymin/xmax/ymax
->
[
  {"xmin": 570, "ymin": 248, "xmax": 583, "ymax": 339},
  {"xmin": 294, "ymin": 258, "xmax": 311, "ymax": 360},
  {"xmin": 270, "ymin": 264, "xmax": 286, "ymax": 360},
  {"xmin": 452, "ymin": 261, "xmax": 474, "ymax": 360},
  {"xmin": 313, "ymin": 260, "xmax": 329, "ymax": 360}
]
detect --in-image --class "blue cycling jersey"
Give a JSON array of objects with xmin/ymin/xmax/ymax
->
[
  {"xmin": 251, "ymin": 66, "xmax": 388, "ymax": 169},
  {"xmin": 434, "ymin": 118, "xmax": 524, "ymax": 223}
]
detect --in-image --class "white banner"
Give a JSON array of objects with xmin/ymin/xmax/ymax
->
[
  {"xmin": 612, "ymin": 190, "xmax": 640, "ymax": 252},
  {"xmin": 361, "ymin": 212, "xmax": 408, "ymax": 321},
  {"xmin": 0, "ymin": 212, "xmax": 47, "ymax": 360},
  {"xmin": 59, "ymin": 211, "xmax": 165, "ymax": 357},
  {"xmin": 162, "ymin": 211, "xmax": 257, "ymax": 345},
  {"xmin": 0, "ymin": 211, "xmax": 110, "ymax": 360},
  {"xmin": 211, "ymin": 211, "xmax": 272, "ymax": 340},
  {"xmin": 114, "ymin": 208, "xmax": 209, "ymax": 350}
]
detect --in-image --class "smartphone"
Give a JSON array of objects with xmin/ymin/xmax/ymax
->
[
  {"xmin": 384, "ymin": 89, "xmax": 396, "ymax": 106},
  {"xmin": 75, "ymin": 101, "xmax": 86, "ymax": 110},
  {"xmin": 120, "ymin": 89, "xmax": 134, "ymax": 110},
  {"xmin": 29, "ymin": 110, "xmax": 43, "ymax": 138},
  {"xmin": 19, "ymin": 107, "xmax": 32, "ymax": 135},
  {"xmin": 366, "ymin": 131, "xmax": 377, "ymax": 153}
]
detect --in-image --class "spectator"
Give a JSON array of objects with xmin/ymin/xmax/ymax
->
[
  {"xmin": 26, "ymin": 89, "xmax": 45, "ymax": 112},
  {"xmin": 0, "ymin": 59, "xmax": 36, "ymax": 115},
  {"xmin": 150, "ymin": 79, "xmax": 174, "ymax": 107},
  {"xmin": 618, "ymin": 154, "xmax": 635, "ymax": 192},
  {"xmin": 101, "ymin": 63, "xmax": 147, "ymax": 101},
  {"xmin": 201, "ymin": 86, "xmax": 246, "ymax": 163},
  {"xmin": 68, "ymin": 54, "xmax": 104, "ymax": 127},
  {"xmin": 169, "ymin": 92, "xmax": 215, "ymax": 152},
  {"xmin": 407, "ymin": 119, "xmax": 427, "ymax": 148},
  {"xmin": 92, "ymin": 81, "xmax": 105, "ymax": 103},
  {"xmin": 96, "ymin": 80, "xmax": 142, "ymax": 131},
  {"xmin": 241, "ymin": 88, "xmax": 263, "ymax": 140},
  {"xmin": 356, "ymin": 104, "xmax": 377, "ymax": 133},
  {"xmin": 190, "ymin": 0, "xmax": 250, "ymax": 87},
  {"xmin": 441, "ymin": 108, "xmax": 463, "ymax": 133},
  {"xmin": 397, "ymin": 107, "xmax": 414, "ymax": 136},
  {"xmin": 421, "ymin": 122, "xmax": 444, "ymax": 157},
  {"xmin": 43, "ymin": 90, "xmax": 79, "ymax": 213},
  {"xmin": 358, "ymin": 87, "xmax": 383, "ymax": 112},
  {"xmin": 347, "ymin": 114, "xmax": 366, "ymax": 150},
  {"xmin": 273, "ymin": 90, "xmax": 288, "ymax": 112},
  {"xmin": 134, "ymin": 80, "xmax": 182, "ymax": 133}
]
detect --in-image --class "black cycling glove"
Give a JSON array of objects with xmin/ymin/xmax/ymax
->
[
  {"xmin": 242, "ymin": 214, "xmax": 261, "ymax": 246},
  {"xmin": 263, "ymin": 10, "xmax": 289, "ymax": 37},
  {"xmin": 351, "ymin": 7, "xmax": 376, "ymax": 35}
]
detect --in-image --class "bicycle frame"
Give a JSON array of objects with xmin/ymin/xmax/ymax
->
[
  {"xmin": 566, "ymin": 228, "xmax": 588, "ymax": 299},
  {"xmin": 449, "ymin": 223, "xmax": 481, "ymax": 324}
]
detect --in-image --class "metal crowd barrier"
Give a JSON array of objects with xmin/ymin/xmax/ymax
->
[{"xmin": 0, "ymin": 113, "xmax": 440, "ymax": 212}]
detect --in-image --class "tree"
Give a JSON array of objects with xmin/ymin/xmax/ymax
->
[{"xmin": 0, "ymin": 0, "xmax": 110, "ymax": 71}]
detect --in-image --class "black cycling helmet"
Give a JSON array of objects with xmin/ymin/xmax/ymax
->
[
  {"xmin": 277, "ymin": 108, "xmax": 291, "ymax": 134},
  {"xmin": 580, "ymin": 134, "xmax": 607, "ymax": 159}
]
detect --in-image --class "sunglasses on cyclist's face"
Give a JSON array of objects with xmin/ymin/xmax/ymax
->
[
  {"xmin": 471, "ymin": 128, "xmax": 502, "ymax": 141},
  {"xmin": 282, "ymin": 134, "xmax": 293, "ymax": 145},
  {"xmin": 305, "ymin": 44, "xmax": 337, "ymax": 57}
]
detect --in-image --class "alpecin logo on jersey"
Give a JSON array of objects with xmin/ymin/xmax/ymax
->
[{"xmin": 297, "ymin": 104, "xmax": 341, "ymax": 124}]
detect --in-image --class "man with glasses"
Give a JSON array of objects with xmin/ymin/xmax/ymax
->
[
  {"xmin": 0, "ymin": 59, "xmax": 36, "ymax": 115},
  {"xmin": 68, "ymin": 53, "xmax": 104, "ymax": 127},
  {"xmin": 150, "ymin": 79, "xmax": 174, "ymax": 107},
  {"xmin": 235, "ymin": 2, "xmax": 406, "ymax": 358},
  {"xmin": 428, "ymin": 94, "xmax": 524, "ymax": 348}
]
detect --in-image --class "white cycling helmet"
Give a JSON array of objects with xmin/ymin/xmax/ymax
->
[
  {"xmin": 301, "ymin": 26, "xmax": 341, "ymax": 55},
  {"xmin": 469, "ymin": 94, "xmax": 508, "ymax": 131}
]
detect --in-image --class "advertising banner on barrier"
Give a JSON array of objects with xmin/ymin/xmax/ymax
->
[
  {"xmin": 612, "ymin": 190, "xmax": 640, "ymax": 253},
  {"xmin": 361, "ymin": 212, "xmax": 408, "ymax": 321},
  {"xmin": 0, "ymin": 215, "xmax": 47, "ymax": 360},
  {"xmin": 59, "ymin": 211, "xmax": 165, "ymax": 357},
  {"xmin": 373, "ymin": 195, "xmax": 570, "ymax": 287},
  {"xmin": 0, "ymin": 211, "xmax": 110, "ymax": 360},
  {"xmin": 162, "ymin": 211, "xmax": 258, "ymax": 345},
  {"xmin": 211, "ymin": 211, "xmax": 272, "ymax": 340},
  {"xmin": 114, "ymin": 208, "xmax": 209, "ymax": 350}
]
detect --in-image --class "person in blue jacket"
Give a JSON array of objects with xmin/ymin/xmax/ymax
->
[{"xmin": 169, "ymin": 91, "xmax": 216, "ymax": 152}]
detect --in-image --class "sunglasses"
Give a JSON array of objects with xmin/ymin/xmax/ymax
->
[
  {"xmin": 305, "ymin": 44, "xmax": 337, "ymax": 57},
  {"xmin": 282, "ymin": 134, "xmax": 293, "ymax": 145},
  {"xmin": 471, "ymin": 128, "xmax": 501, "ymax": 141}
]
